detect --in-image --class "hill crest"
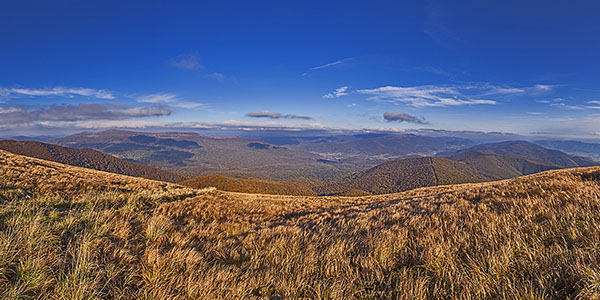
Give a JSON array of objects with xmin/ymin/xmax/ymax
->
[{"xmin": 0, "ymin": 139, "xmax": 185, "ymax": 183}]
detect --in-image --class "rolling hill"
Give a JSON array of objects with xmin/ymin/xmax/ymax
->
[
  {"xmin": 2, "ymin": 149, "xmax": 600, "ymax": 298},
  {"xmin": 181, "ymin": 174, "xmax": 316, "ymax": 195},
  {"xmin": 535, "ymin": 139, "xmax": 600, "ymax": 161},
  {"xmin": 319, "ymin": 141, "xmax": 598, "ymax": 195},
  {"xmin": 450, "ymin": 140, "xmax": 596, "ymax": 167},
  {"xmin": 0, "ymin": 139, "xmax": 185, "ymax": 182},
  {"xmin": 316, "ymin": 157, "xmax": 485, "ymax": 195}
]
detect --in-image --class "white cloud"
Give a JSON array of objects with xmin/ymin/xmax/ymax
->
[
  {"xmin": 323, "ymin": 86, "xmax": 349, "ymax": 99},
  {"xmin": 137, "ymin": 93, "xmax": 205, "ymax": 109},
  {"xmin": 0, "ymin": 103, "xmax": 172, "ymax": 125},
  {"xmin": 310, "ymin": 60, "xmax": 343, "ymax": 70},
  {"xmin": 302, "ymin": 59, "xmax": 352, "ymax": 76},
  {"xmin": 0, "ymin": 87, "xmax": 115, "ymax": 99},
  {"xmin": 137, "ymin": 93, "xmax": 178, "ymax": 104},
  {"xmin": 535, "ymin": 84, "xmax": 553, "ymax": 91},
  {"xmin": 357, "ymin": 85, "xmax": 497, "ymax": 107},
  {"xmin": 68, "ymin": 120, "xmax": 338, "ymax": 132},
  {"xmin": 549, "ymin": 102, "xmax": 600, "ymax": 110}
]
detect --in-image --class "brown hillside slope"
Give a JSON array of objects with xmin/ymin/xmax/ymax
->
[
  {"xmin": 319, "ymin": 142, "xmax": 598, "ymax": 195},
  {"xmin": 317, "ymin": 157, "xmax": 486, "ymax": 195},
  {"xmin": 182, "ymin": 174, "xmax": 316, "ymax": 195},
  {"xmin": 0, "ymin": 139, "xmax": 185, "ymax": 182},
  {"xmin": 3, "ymin": 149, "xmax": 600, "ymax": 298}
]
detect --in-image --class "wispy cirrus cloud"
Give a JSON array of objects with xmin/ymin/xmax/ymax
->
[
  {"xmin": 550, "ymin": 102, "xmax": 600, "ymax": 110},
  {"xmin": 246, "ymin": 110, "xmax": 312, "ymax": 120},
  {"xmin": 310, "ymin": 60, "xmax": 343, "ymax": 71},
  {"xmin": 0, "ymin": 103, "xmax": 172, "ymax": 125},
  {"xmin": 323, "ymin": 86, "xmax": 349, "ymax": 99},
  {"xmin": 351, "ymin": 83, "xmax": 553, "ymax": 108},
  {"xmin": 137, "ymin": 93, "xmax": 205, "ymax": 109},
  {"xmin": 166, "ymin": 53, "xmax": 233, "ymax": 82},
  {"xmin": 302, "ymin": 58, "xmax": 352, "ymax": 76},
  {"xmin": 0, "ymin": 87, "xmax": 115, "ymax": 100},
  {"xmin": 166, "ymin": 53, "xmax": 204, "ymax": 70},
  {"xmin": 200, "ymin": 72, "xmax": 236, "ymax": 83},
  {"xmin": 383, "ymin": 112, "xmax": 429, "ymax": 124},
  {"xmin": 357, "ymin": 85, "xmax": 497, "ymax": 107},
  {"xmin": 475, "ymin": 83, "xmax": 553, "ymax": 96}
]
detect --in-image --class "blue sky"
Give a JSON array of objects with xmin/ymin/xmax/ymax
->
[{"xmin": 1, "ymin": 0, "xmax": 600, "ymax": 139}]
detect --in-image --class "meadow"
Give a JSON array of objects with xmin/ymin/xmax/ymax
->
[{"xmin": 2, "ymin": 149, "xmax": 600, "ymax": 299}]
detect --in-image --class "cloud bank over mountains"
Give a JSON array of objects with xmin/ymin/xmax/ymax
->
[
  {"xmin": 383, "ymin": 112, "xmax": 429, "ymax": 124},
  {"xmin": 246, "ymin": 110, "xmax": 312, "ymax": 120}
]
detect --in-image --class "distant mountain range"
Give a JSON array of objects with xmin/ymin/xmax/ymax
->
[
  {"xmin": 317, "ymin": 141, "xmax": 597, "ymax": 195},
  {"xmin": 50, "ymin": 129, "xmax": 342, "ymax": 180},
  {"xmin": 534, "ymin": 140, "xmax": 600, "ymax": 161},
  {"xmin": 48, "ymin": 130, "xmax": 483, "ymax": 181},
  {"xmin": 5, "ymin": 130, "xmax": 596, "ymax": 196},
  {"xmin": 260, "ymin": 133, "xmax": 476, "ymax": 161},
  {"xmin": 0, "ymin": 139, "xmax": 185, "ymax": 182}
]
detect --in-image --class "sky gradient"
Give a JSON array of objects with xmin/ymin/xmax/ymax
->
[{"xmin": 2, "ymin": 0, "xmax": 600, "ymax": 139}]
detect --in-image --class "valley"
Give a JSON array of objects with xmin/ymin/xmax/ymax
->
[{"xmin": 2, "ymin": 131, "xmax": 597, "ymax": 196}]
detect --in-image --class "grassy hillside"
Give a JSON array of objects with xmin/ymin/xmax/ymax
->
[
  {"xmin": 0, "ymin": 139, "xmax": 186, "ymax": 183},
  {"xmin": 182, "ymin": 174, "xmax": 316, "ymax": 195},
  {"xmin": 3, "ymin": 149, "xmax": 600, "ymax": 298}
]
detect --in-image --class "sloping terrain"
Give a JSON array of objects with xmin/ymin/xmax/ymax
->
[
  {"xmin": 50, "ymin": 130, "xmax": 356, "ymax": 181},
  {"xmin": 0, "ymin": 139, "xmax": 185, "ymax": 182},
  {"xmin": 449, "ymin": 141, "xmax": 597, "ymax": 180},
  {"xmin": 2, "ymin": 150, "xmax": 600, "ymax": 298},
  {"xmin": 320, "ymin": 141, "xmax": 597, "ymax": 195},
  {"xmin": 181, "ymin": 174, "xmax": 316, "ymax": 195},
  {"xmin": 451, "ymin": 140, "xmax": 596, "ymax": 167},
  {"xmin": 316, "ymin": 157, "xmax": 485, "ymax": 195}
]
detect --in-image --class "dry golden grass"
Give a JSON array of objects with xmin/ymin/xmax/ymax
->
[{"xmin": 2, "ymin": 149, "xmax": 600, "ymax": 299}]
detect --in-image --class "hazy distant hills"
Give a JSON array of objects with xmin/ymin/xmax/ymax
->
[
  {"xmin": 534, "ymin": 140, "xmax": 600, "ymax": 161},
  {"xmin": 0, "ymin": 139, "xmax": 185, "ymax": 182},
  {"xmin": 447, "ymin": 141, "xmax": 597, "ymax": 179},
  {"xmin": 319, "ymin": 141, "xmax": 598, "ymax": 195},
  {"xmin": 49, "ymin": 130, "xmax": 482, "ymax": 182},
  {"xmin": 262, "ymin": 133, "xmax": 476, "ymax": 160},
  {"xmin": 50, "ymin": 129, "xmax": 347, "ymax": 180},
  {"xmin": 452, "ymin": 140, "xmax": 596, "ymax": 166}
]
